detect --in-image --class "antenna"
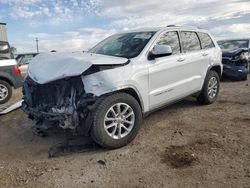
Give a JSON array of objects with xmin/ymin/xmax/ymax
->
[{"xmin": 35, "ymin": 38, "xmax": 39, "ymax": 53}]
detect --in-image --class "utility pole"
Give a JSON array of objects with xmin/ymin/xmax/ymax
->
[{"xmin": 35, "ymin": 38, "xmax": 39, "ymax": 53}]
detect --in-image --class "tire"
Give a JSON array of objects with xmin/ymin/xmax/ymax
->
[
  {"xmin": 0, "ymin": 80, "xmax": 12, "ymax": 104},
  {"xmin": 91, "ymin": 93, "xmax": 142, "ymax": 149},
  {"xmin": 197, "ymin": 70, "xmax": 220, "ymax": 105}
]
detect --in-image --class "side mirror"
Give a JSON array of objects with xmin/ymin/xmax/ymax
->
[{"xmin": 148, "ymin": 45, "xmax": 172, "ymax": 60}]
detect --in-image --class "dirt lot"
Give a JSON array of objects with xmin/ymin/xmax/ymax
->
[{"xmin": 0, "ymin": 80, "xmax": 250, "ymax": 188}]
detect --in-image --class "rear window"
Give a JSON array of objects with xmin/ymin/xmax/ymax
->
[
  {"xmin": 198, "ymin": 32, "xmax": 215, "ymax": 49},
  {"xmin": 180, "ymin": 31, "xmax": 201, "ymax": 53}
]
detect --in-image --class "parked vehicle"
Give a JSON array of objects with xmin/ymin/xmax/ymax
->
[
  {"xmin": 22, "ymin": 26, "xmax": 222, "ymax": 148},
  {"xmin": 16, "ymin": 53, "xmax": 39, "ymax": 78},
  {"xmin": 218, "ymin": 39, "xmax": 250, "ymax": 80},
  {"xmin": 0, "ymin": 42, "xmax": 23, "ymax": 104},
  {"xmin": 0, "ymin": 23, "xmax": 23, "ymax": 104}
]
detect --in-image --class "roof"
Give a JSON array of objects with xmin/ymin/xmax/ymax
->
[
  {"xmin": 218, "ymin": 38, "xmax": 250, "ymax": 42},
  {"xmin": 120, "ymin": 25, "xmax": 207, "ymax": 34}
]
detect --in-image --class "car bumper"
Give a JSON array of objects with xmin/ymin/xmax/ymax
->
[{"xmin": 223, "ymin": 65, "xmax": 248, "ymax": 80}]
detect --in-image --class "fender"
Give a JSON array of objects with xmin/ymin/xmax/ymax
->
[
  {"xmin": 0, "ymin": 70, "xmax": 15, "ymax": 86},
  {"xmin": 199, "ymin": 64, "xmax": 222, "ymax": 93}
]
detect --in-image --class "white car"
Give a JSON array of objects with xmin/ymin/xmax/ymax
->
[{"xmin": 22, "ymin": 26, "xmax": 222, "ymax": 148}]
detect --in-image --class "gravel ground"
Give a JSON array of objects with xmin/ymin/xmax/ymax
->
[{"xmin": 0, "ymin": 80, "xmax": 249, "ymax": 188}]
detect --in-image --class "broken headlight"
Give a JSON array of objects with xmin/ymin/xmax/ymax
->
[{"xmin": 240, "ymin": 51, "xmax": 248, "ymax": 60}]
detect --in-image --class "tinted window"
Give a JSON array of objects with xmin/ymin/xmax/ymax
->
[
  {"xmin": 198, "ymin": 32, "xmax": 215, "ymax": 49},
  {"xmin": 89, "ymin": 32, "xmax": 156, "ymax": 58},
  {"xmin": 19, "ymin": 55, "xmax": 34, "ymax": 65},
  {"xmin": 156, "ymin": 31, "xmax": 180, "ymax": 55},
  {"xmin": 180, "ymin": 31, "xmax": 201, "ymax": 53}
]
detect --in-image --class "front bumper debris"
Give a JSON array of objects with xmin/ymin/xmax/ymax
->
[{"xmin": 22, "ymin": 76, "xmax": 96, "ymax": 130}]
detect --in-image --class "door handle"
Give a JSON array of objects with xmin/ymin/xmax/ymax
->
[
  {"xmin": 177, "ymin": 58, "xmax": 185, "ymax": 62},
  {"xmin": 202, "ymin": 53, "xmax": 208, "ymax": 56}
]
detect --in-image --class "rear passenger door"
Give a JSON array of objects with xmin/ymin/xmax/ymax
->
[
  {"xmin": 197, "ymin": 32, "xmax": 217, "ymax": 81},
  {"xmin": 178, "ymin": 31, "xmax": 205, "ymax": 91}
]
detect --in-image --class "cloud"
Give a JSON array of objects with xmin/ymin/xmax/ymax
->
[
  {"xmin": 98, "ymin": 0, "xmax": 250, "ymax": 28},
  {"xmin": 211, "ymin": 23, "xmax": 250, "ymax": 39},
  {"xmin": 0, "ymin": 0, "xmax": 41, "ymax": 4},
  {"xmin": 14, "ymin": 27, "xmax": 117, "ymax": 53},
  {"xmin": 2, "ymin": 0, "xmax": 250, "ymax": 52}
]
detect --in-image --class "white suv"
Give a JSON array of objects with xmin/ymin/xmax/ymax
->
[{"xmin": 22, "ymin": 26, "xmax": 222, "ymax": 148}]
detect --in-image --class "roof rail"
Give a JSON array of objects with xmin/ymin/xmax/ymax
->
[{"xmin": 166, "ymin": 25, "xmax": 201, "ymax": 29}]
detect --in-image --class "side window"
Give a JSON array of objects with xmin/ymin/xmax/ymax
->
[
  {"xmin": 20, "ymin": 55, "xmax": 34, "ymax": 65},
  {"xmin": 198, "ymin": 32, "xmax": 215, "ymax": 49},
  {"xmin": 180, "ymin": 31, "xmax": 201, "ymax": 53},
  {"xmin": 156, "ymin": 31, "xmax": 181, "ymax": 55}
]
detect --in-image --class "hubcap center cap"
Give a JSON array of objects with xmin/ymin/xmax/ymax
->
[{"xmin": 116, "ymin": 116, "xmax": 123, "ymax": 124}]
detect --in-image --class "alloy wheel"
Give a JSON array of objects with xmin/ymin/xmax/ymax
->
[
  {"xmin": 207, "ymin": 77, "xmax": 218, "ymax": 99},
  {"xmin": 0, "ymin": 84, "xmax": 8, "ymax": 102},
  {"xmin": 104, "ymin": 103, "xmax": 135, "ymax": 139}
]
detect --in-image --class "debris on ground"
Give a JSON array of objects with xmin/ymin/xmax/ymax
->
[{"xmin": 0, "ymin": 100, "xmax": 23, "ymax": 115}]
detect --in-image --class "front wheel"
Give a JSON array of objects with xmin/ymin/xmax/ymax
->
[
  {"xmin": 91, "ymin": 93, "xmax": 142, "ymax": 149},
  {"xmin": 197, "ymin": 70, "xmax": 220, "ymax": 105}
]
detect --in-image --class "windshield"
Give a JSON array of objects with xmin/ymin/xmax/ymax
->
[
  {"xmin": 218, "ymin": 40, "xmax": 249, "ymax": 50},
  {"xmin": 0, "ymin": 41, "xmax": 11, "ymax": 60},
  {"xmin": 89, "ymin": 32, "xmax": 156, "ymax": 58}
]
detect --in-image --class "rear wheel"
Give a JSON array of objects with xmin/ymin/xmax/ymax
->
[
  {"xmin": 91, "ymin": 93, "xmax": 142, "ymax": 149},
  {"xmin": 0, "ymin": 80, "xmax": 12, "ymax": 104},
  {"xmin": 197, "ymin": 70, "xmax": 220, "ymax": 105}
]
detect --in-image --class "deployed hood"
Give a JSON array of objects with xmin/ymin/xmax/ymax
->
[{"xmin": 28, "ymin": 52, "xmax": 128, "ymax": 84}]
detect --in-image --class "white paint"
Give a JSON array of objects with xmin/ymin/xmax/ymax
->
[
  {"xmin": 0, "ymin": 59, "xmax": 17, "ymax": 67},
  {"xmin": 82, "ymin": 27, "xmax": 222, "ymax": 113},
  {"xmin": 28, "ymin": 52, "xmax": 128, "ymax": 84},
  {"xmin": 29, "ymin": 26, "xmax": 222, "ymax": 113}
]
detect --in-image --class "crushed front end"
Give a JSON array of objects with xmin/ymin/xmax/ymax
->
[
  {"xmin": 222, "ymin": 48, "xmax": 249, "ymax": 80},
  {"xmin": 22, "ymin": 76, "xmax": 96, "ymax": 131}
]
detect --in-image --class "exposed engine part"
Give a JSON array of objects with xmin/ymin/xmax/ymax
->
[{"xmin": 22, "ymin": 76, "xmax": 96, "ymax": 131}]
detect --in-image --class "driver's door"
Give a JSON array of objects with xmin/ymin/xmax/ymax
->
[{"xmin": 148, "ymin": 31, "xmax": 188, "ymax": 109}]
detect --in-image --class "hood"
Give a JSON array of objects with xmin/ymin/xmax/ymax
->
[
  {"xmin": 222, "ymin": 48, "xmax": 248, "ymax": 57},
  {"xmin": 28, "ymin": 52, "xmax": 128, "ymax": 84}
]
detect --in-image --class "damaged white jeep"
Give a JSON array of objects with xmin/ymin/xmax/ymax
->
[{"xmin": 22, "ymin": 26, "xmax": 222, "ymax": 148}]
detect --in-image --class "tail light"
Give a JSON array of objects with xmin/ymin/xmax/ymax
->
[{"xmin": 13, "ymin": 65, "xmax": 21, "ymax": 75}]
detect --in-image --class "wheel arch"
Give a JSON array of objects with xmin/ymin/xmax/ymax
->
[
  {"xmin": 117, "ymin": 87, "xmax": 144, "ymax": 112},
  {"xmin": 209, "ymin": 65, "xmax": 222, "ymax": 78},
  {"xmin": 0, "ymin": 76, "xmax": 13, "ymax": 87}
]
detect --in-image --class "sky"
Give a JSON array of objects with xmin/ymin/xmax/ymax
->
[{"xmin": 0, "ymin": 0, "xmax": 250, "ymax": 53}]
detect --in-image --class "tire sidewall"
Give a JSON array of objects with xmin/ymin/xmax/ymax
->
[
  {"xmin": 91, "ymin": 93, "xmax": 142, "ymax": 149},
  {"xmin": 203, "ymin": 71, "xmax": 220, "ymax": 104},
  {"xmin": 0, "ymin": 80, "xmax": 12, "ymax": 104}
]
